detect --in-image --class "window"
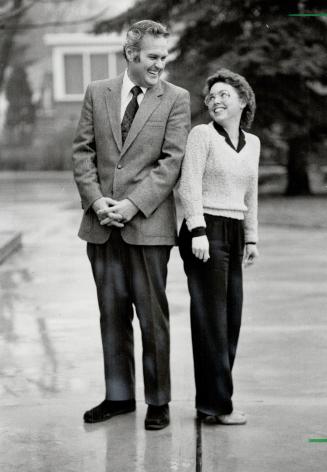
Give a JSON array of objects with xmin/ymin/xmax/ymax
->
[
  {"xmin": 64, "ymin": 54, "xmax": 84, "ymax": 95},
  {"xmin": 53, "ymin": 47, "xmax": 122, "ymax": 101}
]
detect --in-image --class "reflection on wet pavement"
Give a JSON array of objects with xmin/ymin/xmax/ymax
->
[
  {"xmin": 0, "ymin": 268, "xmax": 32, "ymax": 342},
  {"xmin": 0, "ymin": 264, "xmax": 60, "ymax": 396}
]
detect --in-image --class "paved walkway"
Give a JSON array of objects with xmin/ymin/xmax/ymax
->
[{"xmin": 1, "ymin": 172, "xmax": 327, "ymax": 471}]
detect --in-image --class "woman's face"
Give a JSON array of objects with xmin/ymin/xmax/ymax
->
[{"xmin": 206, "ymin": 82, "xmax": 246, "ymax": 126}]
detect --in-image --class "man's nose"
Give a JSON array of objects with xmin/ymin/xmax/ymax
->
[{"xmin": 154, "ymin": 59, "xmax": 164, "ymax": 69}]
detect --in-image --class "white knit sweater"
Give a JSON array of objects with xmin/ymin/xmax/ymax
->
[{"xmin": 178, "ymin": 122, "xmax": 260, "ymax": 243}]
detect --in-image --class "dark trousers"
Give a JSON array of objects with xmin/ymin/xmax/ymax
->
[
  {"xmin": 87, "ymin": 229, "xmax": 172, "ymax": 406},
  {"xmin": 179, "ymin": 215, "xmax": 244, "ymax": 415}
]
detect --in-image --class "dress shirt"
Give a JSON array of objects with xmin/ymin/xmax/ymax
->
[{"xmin": 120, "ymin": 70, "xmax": 147, "ymax": 122}]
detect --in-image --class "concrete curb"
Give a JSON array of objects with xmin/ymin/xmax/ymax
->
[{"xmin": 0, "ymin": 231, "xmax": 22, "ymax": 264}]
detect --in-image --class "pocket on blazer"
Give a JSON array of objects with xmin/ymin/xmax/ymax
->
[{"xmin": 147, "ymin": 121, "xmax": 165, "ymax": 127}]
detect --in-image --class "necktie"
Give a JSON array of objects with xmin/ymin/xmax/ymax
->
[{"xmin": 121, "ymin": 85, "xmax": 143, "ymax": 145}]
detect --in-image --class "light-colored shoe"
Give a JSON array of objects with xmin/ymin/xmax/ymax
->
[
  {"xmin": 217, "ymin": 410, "xmax": 247, "ymax": 425},
  {"xmin": 199, "ymin": 410, "xmax": 247, "ymax": 425}
]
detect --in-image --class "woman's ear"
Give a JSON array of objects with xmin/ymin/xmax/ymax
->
[{"xmin": 240, "ymin": 98, "xmax": 247, "ymax": 110}]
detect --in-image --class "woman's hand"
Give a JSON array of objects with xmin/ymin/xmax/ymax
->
[
  {"xmin": 192, "ymin": 235, "xmax": 210, "ymax": 262},
  {"xmin": 244, "ymin": 244, "xmax": 259, "ymax": 267}
]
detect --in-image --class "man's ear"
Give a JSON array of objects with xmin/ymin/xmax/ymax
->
[{"xmin": 125, "ymin": 46, "xmax": 137, "ymax": 63}]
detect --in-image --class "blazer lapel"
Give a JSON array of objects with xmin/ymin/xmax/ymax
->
[
  {"xmin": 121, "ymin": 81, "xmax": 163, "ymax": 156},
  {"xmin": 105, "ymin": 74, "xmax": 124, "ymax": 152}
]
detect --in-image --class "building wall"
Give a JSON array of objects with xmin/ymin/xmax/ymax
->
[{"xmin": 53, "ymin": 102, "xmax": 84, "ymax": 121}]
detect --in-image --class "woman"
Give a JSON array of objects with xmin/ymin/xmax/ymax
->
[{"xmin": 178, "ymin": 69, "xmax": 260, "ymax": 425}]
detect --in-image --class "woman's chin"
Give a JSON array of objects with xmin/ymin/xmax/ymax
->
[
  {"xmin": 210, "ymin": 111, "xmax": 225, "ymax": 124},
  {"xmin": 213, "ymin": 116, "xmax": 225, "ymax": 125}
]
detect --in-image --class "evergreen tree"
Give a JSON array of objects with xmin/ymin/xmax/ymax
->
[
  {"xmin": 5, "ymin": 65, "xmax": 35, "ymax": 143},
  {"xmin": 95, "ymin": 0, "xmax": 327, "ymax": 195}
]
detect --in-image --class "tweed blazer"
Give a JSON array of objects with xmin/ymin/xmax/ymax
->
[{"xmin": 72, "ymin": 73, "xmax": 191, "ymax": 245}]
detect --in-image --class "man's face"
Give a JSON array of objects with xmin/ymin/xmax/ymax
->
[{"xmin": 127, "ymin": 34, "xmax": 168, "ymax": 88}]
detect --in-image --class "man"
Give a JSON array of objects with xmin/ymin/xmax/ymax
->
[{"xmin": 72, "ymin": 20, "xmax": 190, "ymax": 430}]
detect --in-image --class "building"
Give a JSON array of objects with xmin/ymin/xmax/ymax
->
[{"xmin": 44, "ymin": 33, "xmax": 125, "ymax": 119}]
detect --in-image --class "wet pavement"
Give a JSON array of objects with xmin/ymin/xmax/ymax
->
[{"xmin": 1, "ymin": 172, "xmax": 327, "ymax": 471}]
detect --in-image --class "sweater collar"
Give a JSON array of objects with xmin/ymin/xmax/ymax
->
[{"xmin": 213, "ymin": 122, "xmax": 246, "ymax": 153}]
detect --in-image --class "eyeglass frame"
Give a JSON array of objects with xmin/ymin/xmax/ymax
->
[{"xmin": 204, "ymin": 90, "xmax": 231, "ymax": 106}]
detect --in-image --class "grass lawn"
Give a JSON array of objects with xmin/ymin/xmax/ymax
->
[{"xmin": 259, "ymin": 195, "xmax": 327, "ymax": 229}]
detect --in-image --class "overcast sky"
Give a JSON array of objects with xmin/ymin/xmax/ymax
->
[{"xmin": 79, "ymin": 0, "xmax": 134, "ymax": 22}]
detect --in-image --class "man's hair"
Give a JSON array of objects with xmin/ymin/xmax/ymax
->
[
  {"xmin": 204, "ymin": 68, "xmax": 256, "ymax": 129},
  {"xmin": 123, "ymin": 20, "xmax": 169, "ymax": 61}
]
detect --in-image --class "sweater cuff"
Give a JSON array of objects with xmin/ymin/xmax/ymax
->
[
  {"xmin": 191, "ymin": 227, "xmax": 206, "ymax": 237},
  {"xmin": 244, "ymin": 229, "xmax": 258, "ymax": 244},
  {"xmin": 186, "ymin": 214, "xmax": 206, "ymax": 231}
]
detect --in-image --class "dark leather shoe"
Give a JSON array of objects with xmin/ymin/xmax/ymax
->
[
  {"xmin": 144, "ymin": 404, "xmax": 170, "ymax": 430},
  {"xmin": 83, "ymin": 399, "xmax": 136, "ymax": 423}
]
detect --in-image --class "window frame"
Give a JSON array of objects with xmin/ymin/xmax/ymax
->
[{"xmin": 52, "ymin": 45, "xmax": 119, "ymax": 101}]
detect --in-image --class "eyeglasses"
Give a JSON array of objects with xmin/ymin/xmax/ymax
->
[{"xmin": 204, "ymin": 91, "xmax": 231, "ymax": 106}]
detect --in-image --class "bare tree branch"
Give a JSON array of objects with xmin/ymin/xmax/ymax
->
[
  {"xmin": 0, "ymin": 0, "xmax": 76, "ymax": 22},
  {"xmin": 0, "ymin": 0, "xmax": 23, "ymax": 90},
  {"xmin": 0, "ymin": 4, "xmax": 112, "ymax": 29},
  {"xmin": 0, "ymin": 0, "xmax": 40, "ymax": 21}
]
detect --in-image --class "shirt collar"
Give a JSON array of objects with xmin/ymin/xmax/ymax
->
[
  {"xmin": 213, "ymin": 121, "xmax": 246, "ymax": 153},
  {"xmin": 122, "ymin": 70, "xmax": 147, "ymax": 98}
]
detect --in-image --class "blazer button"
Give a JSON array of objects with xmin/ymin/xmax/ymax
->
[{"xmin": 117, "ymin": 164, "xmax": 122, "ymax": 169}]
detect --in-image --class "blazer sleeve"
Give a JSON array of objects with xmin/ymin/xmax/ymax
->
[
  {"xmin": 72, "ymin": 84, "xmax": 103, "ymax": 211},
  {"xmin": 127, "ymin": 89, "xmax": 191, "ymax": 218}
]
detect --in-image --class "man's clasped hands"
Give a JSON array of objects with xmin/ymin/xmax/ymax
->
[{"xmin": 92, "ymin": 197, "xmax": 139, "ymax": 228}]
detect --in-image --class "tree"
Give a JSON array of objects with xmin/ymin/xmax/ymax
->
[
  {"xmin": 5, "ymin": 64, "xmax": 35, "ymax": 142},
  {"xmin": 95, "ymin": 0, "xmax": 327, "ymax": 195},
  {"xmin": 0, "ymin": 0, "xmax": 24, "ymax": 91},
  {"xmin": 0, "ymin": 0, "xmax": 111, "ymax": 92}
]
